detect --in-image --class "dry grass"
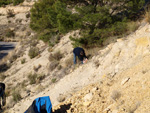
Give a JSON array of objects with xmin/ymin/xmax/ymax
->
[
  {"xmin": 127, "ymin": 21, "xmax": 139, "ymax": 33},
  {"xmin": 6, "ymin": 9, "xmax": 15, "ymax": 18},
  {"xmin": 21, "ymin": 80, "xmax": 28, "ymax": 88},
  {"xmin": 65, "ymin": 56, "xmax": 73, "ymax": 67},
  {"xmin": 21, "ymin": 58, "xmax": 26, "ymax": 64},
  {"xmin": 145, "ymin": 8, "xmax": 150, "ymax": 23},
  {"xmin": 12, "ymin": 88, "xmax": 22, "ymax": 103},
  {"xmin": 49, "ymin": 61, "xmax": 59, "ymax": 71},
  {"xmin": 85, "ymin": 47, "xmax": 100, "ymax": 59},
  {"xmin": 5, "ymin": 88, "xmax": 11, "ymax": 97},
  {"xmin": 30, "ymin": 40, "xmax": 38, "ymax": 47},
  {"xmin": 9, "ymin": 54, "xmax": 17, "ymax": 63},
  {"xmin": 49, "ymin": 51, "xmax": 63, "ymax": 61},
  {"xmin": 0, "ymin": 63, "xmax": 11, "ymax": 73},
  {"xmin": 94, "ymin": 60, "xmax": 100, "ymax": 68},
  {"xmin": 36, "ymin": 74, "xmax": 46, "ymax": 83},
  {"xmin": 28, "ymin": 47, "xmax": 39, "ymax": 59},
  {"xmin": 27, "ymin": 73, "xmax": 37, "ymax": 85},
  {"xmin": 35, "ymin": 85, "xmax": 44, "ymax": 93},
  {"xmin": 0, "ymin": 73, "xmax": 7, "ymax": 81},
  {"xmin": 33, "ymin": 64, "xmax": 42, "ymax": 72},
  {"xmin": 5, "ymin": 29, "xmax": 15, "ymax": 37},
  {"xmin": 27, "ymin": 73, "xmax": 46, "ymax": 85}
]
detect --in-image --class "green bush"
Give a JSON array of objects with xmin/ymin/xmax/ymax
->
[
  {"xmin": 0, "ymin": 0, "xmax": 12, "ymax": 7},
  {"xmin": 13, "ymin": 0, "xmax": 24, "ymax": 5},
  {"xmin": 28, "ymin": 47, "xmax": 39, "ymax": 59}
]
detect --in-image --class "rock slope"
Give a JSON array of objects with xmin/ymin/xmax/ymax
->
[{"xmin": 3, "ymin": 21, "xmax": 150, "ymax": 113}]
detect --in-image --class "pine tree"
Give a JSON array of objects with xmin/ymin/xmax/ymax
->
[{"xmin": 30, "ymin": 0, "xmax": 145, "ymax": 47}]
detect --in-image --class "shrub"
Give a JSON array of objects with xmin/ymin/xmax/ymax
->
[
  {"xmin": 5, "ymin": 29, "xmax": 15, "ymax": 37},
  {"xmin": 94, "ymin": 60, "xmax": 100, "ymax": 68},
  {"xmin": 0, "ymin": 73, "xmax": 6, "ymax": 81},
  {"xmin": 65, "ymin": 56, "xmax": 73, "ymax": 67},
  {"xmin": 26, "ymin": 31, "xmax": 31, "ymax": 36},
  {"xmin": 21, "ymin": 58, "xmax": 26, "ymax": 64},
  {"xmin": 26, "ymin": 12, "xmax": 30, "ymax": 18},
  {"xmin": 21, "ymin": 80, "xmax": 27, "ymax": 88},
  {"xmin": 9, "ymin": 54, "xmax": 18, "ymax": 63},
  {"xmin": 6, "ymin": 9, "xmax": 15, "ymax": 18},
  {"xmin": 33, "ymin": 64, "xmax": 41, "ymax": 72},
  {"xmin": 5, "ymin": 88, "xmax": 11, "ymax": 97},
  {"xmin": 49, "ymin": 51, "xmax": 63, "ymax": 61},
  {"xmin": 127, "ymin": 21, "xmax": 139, "ymax": 33},
  {"xmin": 30, "ymin": 40, "xmax": 38, "ymax": 47},
  {"xmin": 51, "ymin": 78, "xmax": 56, "ymax": 83},
  {"xmin": 12, "ymin": 89, "xmax": 22, "ymax": 102},
  {"xmin": 0, "ymin": 63, "xmax": 11, "ymax": 73},
  {"xmin": 49, "ymin": 61, "xmax": 59, "ymax": 71},
  {"xmin": 145, "ymin": 9, "xmax": 150, "ymax": 23},
  {"xmin": 57, "ymin": 65, "xmax": 62, "ymax": 70},
  {"xmin": 27, "ymin": 73, "xmax": 37, "ymax": 84},
  {"xmin": 28, "ymin": 47, "xmax": 39, "ymax": 59},
  {"xmin": 37, "ymin": 74, "xmax": 46, "ymax": 82}
]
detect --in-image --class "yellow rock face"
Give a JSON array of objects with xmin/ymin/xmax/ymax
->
[{"xmin": 135, "ymin": 37, "xmax": 150, "ymax": 47}]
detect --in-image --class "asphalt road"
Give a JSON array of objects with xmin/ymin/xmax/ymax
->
[{"xmin": 0, "ymin": 42, "xmax": 17, "ymax": 60}]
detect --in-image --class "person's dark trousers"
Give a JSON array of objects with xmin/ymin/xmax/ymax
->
[
  {"xmin": 73, "ymin": 53, "xmax": 83, "ymax": 64},
  {"xmin": 73, "ymin": 53, "xmax": 77, "ymax": 64}
]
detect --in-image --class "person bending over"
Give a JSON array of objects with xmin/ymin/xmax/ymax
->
[{"xmin": 73, "ymin": 47, "xmax": 88, "ymax": 64}]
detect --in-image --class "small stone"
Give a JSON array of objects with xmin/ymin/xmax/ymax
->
[
  {"xmin": 103, "ymin": 104, "xmax": 114, "ymax": 112},
  {"xmin": 83, "ymin": 93, "xmax": 93, "ymax": 101},
  {"xmin": 121, "ymin": 77, "xmax": 130, "ymax": 85},
  {"xmin": 83, "ymin": 101, "xmax": 91, "ymax": 107},
  {"xmin": 91, "ymin": 87, "xmax": 98, "ymax": 92},
  {"xmin": 112, "ymin": 109, "xmax": 118, "ymax": 113}
]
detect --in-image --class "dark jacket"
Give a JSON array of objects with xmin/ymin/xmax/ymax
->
[
  {"xmin": 73, "ymin": 47, "xmax": 87, "ymax": 61},
  {"xmin": 0, "ymin": 83, "xmax": 6, "ymax": 108}
]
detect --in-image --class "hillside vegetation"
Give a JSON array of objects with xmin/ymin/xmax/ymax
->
[
  {"xmin": 0, "ymin": 0, "xmax": 24, "ymax": 6},
  {"xmin": 30, "ymin": 0, "xmax": 144, "ymax": 48}
]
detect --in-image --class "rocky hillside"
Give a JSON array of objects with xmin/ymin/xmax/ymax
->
[
  {"xmin": 0, "ymin": 0, "xmax": 35, "ymax": 42},
  {"xmin": 3, "ymin": 21, "xmax": 150, "ymax": 113},
  {"xmin": 0, "ymin": 1, "xmax": 150, "ymax": 113}
]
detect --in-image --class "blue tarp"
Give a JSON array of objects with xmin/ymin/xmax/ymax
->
[{"xmin": 24, "ymin": 96, "xmax": 52, "ymax": 113}]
